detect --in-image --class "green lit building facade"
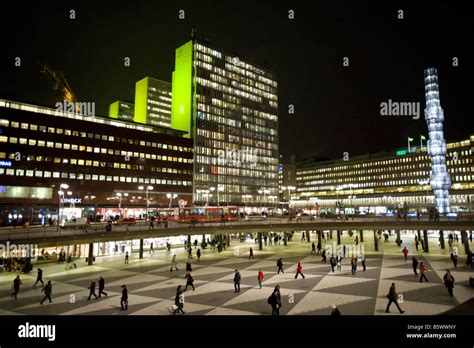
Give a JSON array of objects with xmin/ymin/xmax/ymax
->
[
  {"xmin": 171, "ymin": 40, "xmax": 279, "ymax": 206},
  {"xmin": 134, "ymin": 77, "xmax": 172, "ymax": 128},
  {"xmin": 108, "ymin": 100, "xmax": 134, "ymax": 122}
]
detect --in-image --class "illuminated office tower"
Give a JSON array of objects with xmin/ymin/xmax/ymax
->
[
  {"xmin": 108, "ymin": 100, "xmax": 134, "ymax": 122},
  {"xmin": 134, "ymin": 77, "xmax": 172, "ymax": 128},
  {"xmin": 171, "ymin": 39, "xmax": 279, "ymax": 206},
  {"xmin": 424, "ymin": 68, "xmax": 451, "ymax": 213}
]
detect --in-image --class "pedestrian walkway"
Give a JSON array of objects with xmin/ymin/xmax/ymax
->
[{"xmin": 0, "ymin": 233, "xmax": 472, "ymax": 315}]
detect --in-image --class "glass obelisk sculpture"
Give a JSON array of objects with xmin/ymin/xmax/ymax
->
[{"xmin": 424, "ymin": 68, "xmax": 451, "ymax": 213}]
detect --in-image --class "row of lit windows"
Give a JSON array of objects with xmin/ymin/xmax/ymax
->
[
  {"xmin": 298, "ymin": 149, "xmax": 472, "ymax": 175},
  {"xmin": 298, "ymin": 164, "xmax": 473, "ymax": 181},
  {"xmin": 0, "ymin": 168, "xmax": 192, "ymax": 186},
  {"xmin": 0, "ymin": 119, "xmax": 192, "ymax": 153},
  {"xmin": 1, "ymin": 136, "xmax": 193, "ymax": 164},
  {"xmin": 195, "ymin": 154, "xmax": 278, "ymax": 174},
  {"xmin": 148, "ymin": 100, "xmax": 172, "ymax": 109},
  {"xmin": 196, "ymin": 77, "xmax": 263, "ymax": 104},
  {"xmin": 195, "ymin": 140, "xmax": 276, "ymax": 161},
  {"xmin": 0, "ymin": 152, "xmax": 191, "ymax": 175},
  {"xmin": 197, "ymin": 95, "xmax": 278, "ymax": 124},
  {"xmin": 298, "ymin": 175, "xmax": 473, "ymax": 193}
]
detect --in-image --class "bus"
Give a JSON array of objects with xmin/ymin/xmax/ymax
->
[{"xmin": 178, "ymin": 206, "xmax": 239, "ymax": 224}]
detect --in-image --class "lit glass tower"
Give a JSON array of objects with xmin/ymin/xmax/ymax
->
[{"xmin": 424, "ymin": 68, "xmax": 451, "ymax": 213}]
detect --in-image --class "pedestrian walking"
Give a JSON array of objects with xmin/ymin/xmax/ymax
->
[
  {"xmin": 450, "ymin": 252, "xmax": 458, "ymax": 268},
  {"xmin": 321, "ymin": 249, "xmax": 327, "ymax": 263},
  {"xmin": 351, "ymin": 256, "xmax": 357, "ymax": 275},
  {"xmin": 311, "ymin": 242, "xmax": 316, "ymax": 254},
  {"xmin": 268, "ymin": 285, "xmax": 282, "ymax": 316},
  {"xmin": 415, "ymin": 237, "xmax": 419, "ymax": 251},
  {"xmin": 336, "ymin": 255, "xmax": 342, "ymax": 271},
  {"xmin": 420, "ymin": 239, "xmax": 425, "ymax": 251},
  {"xmin": 412, "ymin": 257, "xmax": 419, "ymax": 276},
  {"xmin": 277, "ymin": 258, "xmax": 284, "ymax": 274},
  {"xmin": 184, "ymin": 272, "xmax": 195, "ymax": 291},
  {"xmin": 331, "ymin": 304, "xmax": 341, "ymax": 315},
  {"xmin": 40, "ymin": 281, "xmax": 52, "ymax": 304},
  {"xmin": 149, "ymin": 242, "xmax": 154, "ymax": 254},
  {"xmin": 196, "ymin": 248, "xmax": 201, "ymax": 261},
  {"xmin": 316, "ymin": 241, "xmax": 322, "ymax": 254},
  {"xmin": 419, "ymin": 262, "xmax": 429, "ymax": 282},
  {"xmin": 249, "ymin": 247, "xmax": 254, "ymax": 259},
  {"xmin": 170, "ymin": 254, "xmax": 179, "ymax": 272},
  {"xmin": 234, "ymin": 269, "xmax": 241, "ymax": 293},
  {"xmin": 87, "ymin": 280, "xmax": 98, "ymax": 300},
  {"xmin": 11, "ymin": 275, "xmax": 22, "ymax": 299},
  {"xmin": 34, "ymin": 268, "xmax": 44, "ymax": 287},
  {"xmin": 187, "ymin": 247, "xmax": 193, "ymax": 259},
  {"xmin": 186, "ymin": 261, "xmax": 192, "ymax": 273},
  {"xmin": 295, "ymin": 261, "xmax": 305, "ymax": 279},
  {"xmin": 257, "ymin": 270, "xmax": 265, "ymax": 288},
  {"xmin": 355, "ymin": 235, "xmax": 359, "ymax": 245},
  {"xmin": 98, "ymin": 276, "xmax": 108, "ymax": 298},
  {"xmin": 173, "ymin": 285, "xmax": 185, "ymax": 314},
  {"xmin": 360, "ymin": 254, "xmax": 366, "ymax": 271},
  {"xmin": 402, "ymin": 246, "xmax": 409, "ymax": 261},
  {"xmin": 329, "ymin": 255, "xmax": 336, "ymax": 272},
  {"xmin": 443, "ymin": 270, "xmax": 455, "ymax": 297},
  {"xmin": 124, "ymin": 251, "xmax": 129, "ymax": 264},
  {"xmin": 120, "ymin": 285, "xmax": 128, "ymax": 310},
  {"xmin": 385, "ymin": 283, "xmax": 405, "ymax": 314}
]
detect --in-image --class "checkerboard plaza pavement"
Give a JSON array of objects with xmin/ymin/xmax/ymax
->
[{"xmin": 0, "ymin": 233, "xmax": 472, "ymax": 315}]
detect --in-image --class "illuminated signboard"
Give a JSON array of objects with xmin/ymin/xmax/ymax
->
[
  {"xmin": 0, "ymin": 160, "xmax": 12, "ymax": 167},
  {"xmin": 396, "ymin": 150, "xmax": 407, "ymax": 156},
  {"xmin": 61, "ymin": 198, "xmax": 82, "ymax": 204}
]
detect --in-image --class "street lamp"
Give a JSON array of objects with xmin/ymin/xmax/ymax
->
[
  {"xmin": 138, "ymin": 185, "xmax": 154, "ymax": 218},
  {"xmin": 116, "ymin": 192, "xmax": 129, "ymax": 215},
  {"xmin": 167, "ymin": 193, "xmax": 178, "ymax": 208},
  {"xmin": 57, "ymin": 183, "xmax": 69, "ymax": 230}
]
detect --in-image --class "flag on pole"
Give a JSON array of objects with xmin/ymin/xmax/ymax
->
[
  {"xmin": 420, "ymin": 135, "xmax": 426, "ymax": 150},
  {"xmin": 408, "ymin": 137, "xmax": 414, "ymax": 153}
]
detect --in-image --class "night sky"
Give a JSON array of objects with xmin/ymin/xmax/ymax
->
[{"xmin": 1, "ymin": 1, "xmax": 473, "ymax": 161}]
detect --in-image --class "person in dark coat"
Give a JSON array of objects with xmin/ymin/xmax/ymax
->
[
  {"xmin": 184, "ymin": 272, "xmax": 195, "ymax": 291},
  {"xmin": 234, "ymin": 269, "xmax": 241, "ymax": 293},
  {"xmin": 321, "ymin": 249, "xmax": 327, "ymax": 263},
  {"xmin": 249, "ymin": 247, "xmax": 254, "ymax": 259},
  {"xmin": 34, "ymin": 268, "xmax": 44, "ymax": 287},
  {"xmin": 269, "ymin": 285, "xmax": 282, "ymax": 315},
  {"xmin": 412, "ymin": 257, "xmax": 419, "ymax": 276},
  {"xmin": 40, "ymin": 281, "xmax": 52, "ymax": 304},
  {"xmin": 121, "ymin": 285, "xmax": 128, "ymax": 310},
  {"xmin": 329, "ymin": 255, "xmax": 336, "ymax": 272},
  {"xmin": 196, "ymin": 248, "xmax": 201, "ymax": 262},
  {"xmin": 87, "ymin": 280, "xmax": 98, "ymax": 300},
  {"xmin": 98, "ymin": 276, "xmax": 108, "ymax": 298},
  {"xmin": 173, "ymin": 285, "xmax": 185, "ymax": 314},
  {"xmin": 276, "ymin": 258, "xmax": 284, "ymax": 274},
  {"xmin": 124, "ymin": 251, "xmax": 129, "ymax": 264},
  {"xmin": 330, "ymin": 304, "xmax": 341, "ymax": 315},
  {"xmin": 385, "ymin": 283, "xmax": 404, "ymax": 314},
  {"xmin": 443, "ymin": 270, "xmax": 455, "ymax": 297},
  {"xmin": 186, "ymin": 261, "xmax": 192, "ymax": 273},
  {"xmin": 11, "ymin": 275, "xmax": 22, "ymax": 299}
]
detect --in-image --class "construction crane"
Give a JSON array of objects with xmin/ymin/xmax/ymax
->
[{"xmin": 40, "ymin": 64, "xmax": 78, "ymax": 105}]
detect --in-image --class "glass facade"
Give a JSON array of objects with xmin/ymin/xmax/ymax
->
[
  {"xmin": 293, "ymin": 137, "xmax": 473, "ymax": 212},
  {"xmin": 171, "ymin": 40, "xmax": 279, "ymax": 206},
  {"xmin": 0, "ymin": 99, "xmax": 194, "ymax": 225}
]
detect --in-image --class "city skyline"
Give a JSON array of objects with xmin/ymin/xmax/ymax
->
[{"xmin": 1, "ymin": 1, "xmax": 473, "ymax": 160}]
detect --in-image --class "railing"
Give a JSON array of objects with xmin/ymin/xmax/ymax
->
[{"xmin": 0, "ymin": 215, "xmax": 472, "ymax": 243}]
